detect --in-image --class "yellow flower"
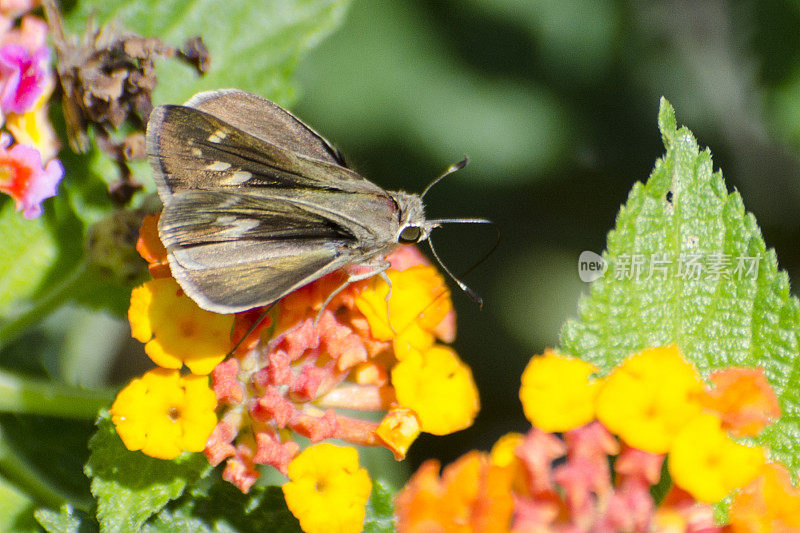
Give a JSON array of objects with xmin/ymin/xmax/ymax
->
[
  {"xmin": 519, "ymin": 350, "xmax": 601, "ymax": 432},
  {"xmin": 6, "ymin": 87, "xmax": 59, "ymax": 163},
  {"xmin": 375, "ymin": 406, "xmax": 421, "ymax": 460},
  {"xmin": 596, "ymin": 345, "xmax": 703, "ymax": 453},
  {"xmin": 489, "ymin": 432, "xmax": 533, "ymax": 502},
  {"xmin": 128, "ymin": 278, "xmax": 234, "ymax": 375},
  {"xmin": 282, "ymin": 443, "xmax": 372, "ymax": 533},
  {"xmin": 668, "ymin": 413, "xmax": 764, "ymax": 503},
  {"xmin": 489, "ymin": 432, "xmax": 524, "ymax": 468},
  {"xmin": 110, "ymin": 368, "xmax": 217, "ymax": 460},
  {"xmin": 354, "ymin": 265, "xmax": 452, "ymax": 360},
  {"xmin": 392, "ymin": 345, "xmax": 479, "ymax": 435}
]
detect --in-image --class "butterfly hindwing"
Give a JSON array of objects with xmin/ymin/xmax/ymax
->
[
  {"xmin": 169, "ymin": 242, "xmax": 352, "ymax": 313},
  {"xmin": 159, "ymin": 188, "xmax": 360, "ymax": 313},
  {"xmin": 158, "ymin": 188, "xmax": 353, "ymax": 248}
]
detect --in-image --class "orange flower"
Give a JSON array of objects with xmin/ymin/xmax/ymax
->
[
  {"xmin": 395, "ymin": 451, "xmax": 514, "ymax": 533},
  {"xmin": 120, "ymin": 235, "xmax": 478, "ymax": 496},
  {"xmin": 696, "ymin": 367, "xmax": 781, "ymax": 437},
  {"xmin": 375, "ymin": 407, "xmax": 421, "ymax": 460},
  {"xmin": 729, "ymin": 462, "xmax": 800, "ymax": 532},
  {"xmin": 0, "ymin": 132, "xmax": 62, "ymax": 218},
  {"xmin": 136, "ymin": 213, "xmax": 171, "ymax": 278}
]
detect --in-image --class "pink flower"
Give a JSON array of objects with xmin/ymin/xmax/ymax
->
[
  {"xmin": 0, "ymin": 43, "xmax": 49, "ymax": 114},
  {"xmin": 0, "ymin": 133, "xmax": 63, "ymax": 218},
  {"xmin": 0, "ymin": 0, "xmax": 39, "ymax": 19},
  {"xmin": 1, "ymin": 15, "xmax": 48, "ymax": 52}
]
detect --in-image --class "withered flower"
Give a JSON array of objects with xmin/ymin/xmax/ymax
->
[{"xmin": 42, "ymin": 0, "xmax": 209, "ymax": 203}]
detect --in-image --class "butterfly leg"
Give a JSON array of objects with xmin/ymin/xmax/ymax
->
[
  {"xmin": 314, "ymin": 259, "xmax": 391, "ymax": 326},
  {"xmin": 379, "ymin": 270, "xmax": 392, "ymax": 302},
  {"xmin": 377, "ymin": 269, "xmax": 399, "ymax": 335}
]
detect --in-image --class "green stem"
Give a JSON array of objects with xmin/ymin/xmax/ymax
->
[
  {"xmin": 0, "ymin": 441, "xmax": 69, "ymax": 510},
  {"xmin": 0, "ymin": 262, "xmax": 87, "ymax": 346},
  {"xmin": 0, "ymin": 370, "xmax": 114, "ymax": 419}
]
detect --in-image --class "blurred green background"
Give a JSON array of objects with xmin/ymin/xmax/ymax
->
[
  {"xmin": 291, "ymin": 0, "xmax": 800, "ymax": 466},
  {"xmin": 5, "ymin": 0, "xmax": 800, "ymax": 486}
]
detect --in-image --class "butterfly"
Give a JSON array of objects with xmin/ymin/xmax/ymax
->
[{"xmin": 147, "ymin": 89, "xmax": 489, "ymax": 315}]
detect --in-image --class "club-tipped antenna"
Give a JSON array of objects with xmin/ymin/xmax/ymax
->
[
  {"xmin": 427, "ymin": 237, "xmax": 484, "ymax": 310},
  {"xmin": 421, "ymin": 157, "xmax": 469, "ymax": 199},
  {"xmin": 425, "ymin": 217, "xmax": 500, "ymax": 308}
]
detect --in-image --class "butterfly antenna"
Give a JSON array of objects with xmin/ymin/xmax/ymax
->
[
  {"xmin": 421, "ymin": 157, "xmax": 469, "ymax": 199},
  {"xmin": 427, "ymin": 236, "xmax": 483, "ymax": 307},
  {"xmin": 425, "ymin": 218, "xmax": 501, "ymax": 308},
  {"xmin": 448, "ymin": 219, "xmax": 501, "ymax": 279}
]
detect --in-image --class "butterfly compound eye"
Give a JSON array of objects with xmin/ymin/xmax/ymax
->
[{"xmin": 399, "ymin": 225, "xmax": 422, "ymax": 243}]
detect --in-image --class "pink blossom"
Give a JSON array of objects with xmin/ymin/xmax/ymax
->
[
  {"xmin": 0, "ymin": 133, "xmax": 62, "ymax": 218},
  {"xmin": 253, "ymin": 431, "xmax": 299, "ymax": 475},
  {"xmin": 250, "ymin": 388, "xmax": 294, "ymax": 427},
  {"xmin": 221, "ymin": 444, "xmax": 260, "ymax": 494},
  {"xmin": 210, "ymin": 358, "xmax": 243, "ymax": 404},
  {"xmin": 204, "ymin": 422, "xmax": 237, "ymax": 467},
  {"xmin": 0, "ymin": 43, "xmax": 49, "ymax": 114},
  {"xmin": 0, "ymin": 0, "xmax": 38, "ymax": 19},
  {"xmin": 200, "ymin": 246, "xmax": 447, "ymax": 491},
  {"xmin": 1, "ymin": 15, "xmax": 48, "ymax": 52},
  {"xmin": 291, "ymin": 409, "xmax": 338, "ymax": 442}
]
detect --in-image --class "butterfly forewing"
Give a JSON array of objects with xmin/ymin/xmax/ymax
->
[
  {"xmin": 184, "ymin": 89, "xmax": 345, "ymax": 165},
  {"xmin": 147, "ymin": 90, "xmax": 404, "ymax": 314},
  {"xmin": 148, "ymin": 105, "xmax": 384, "ymax": 197}
]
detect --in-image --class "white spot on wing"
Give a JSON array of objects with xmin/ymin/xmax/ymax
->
[
  {"xmin": 207, "ymin": 129, "xmax": 228, "ymax": 143},
  {"xmin": 233, "ymin": 219, "xmax": 259, "ymax": 232},
  {"xmin": 214, "ymin": 215, "xmax": 258, "ymax": 236},
  {"xmin": 225, "ymin": 171, "xmax": 252, "ymax": 185},
  {"xmin": 191, "ymin": 147, "xmax": 202, "ymax": 156},
  {"xmin": 206, "ymin": 161, "xmax": 232, "ymax": 171}
]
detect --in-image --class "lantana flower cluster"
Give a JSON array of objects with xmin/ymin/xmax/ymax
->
[
  {"xmin": 112, "ymin": 213, "xmax": 480, "ymax": 531},
  {"xmin": 0, "ymin": 0, "xmax": 63, "ymax": 218},
  {"xmin": 395, "ymin": 345, "xmax": 799, "ymax": 531}
]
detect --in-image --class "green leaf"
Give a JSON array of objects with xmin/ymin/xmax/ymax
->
[
  {"xmin": 560, "ymin": 98, "xmax": 800, "ymax": 472},
  {"xmin": 144, "ymin": 482, "xmax": 300, "ymax": 533},
  {"xmin": 364, "ymin": 479, "xmax": 396, "ymax": 533},
  {"xmin": 0, "ymin": 194, "xmax": 85, "ymax": 346},
  {"xmin": 35, "ymin": 505, "xmax": 97, "ymax": 533},
  {"xmin": 0, "ymin": 474, "xmax": 38, "ymax": 533},
  {"xmin": 0, "ymin": 415, "xmax": 96, "ymax": 507},
  {"xmin": 62, "ymin": 0, "xmax": 352, "ymax": 108},
  {"xmin": 145, "ymin": 477, "xmax": 395, "ymax": 532},
  {"xmin": 85, "ymin": 413, "xmax": 210, "ymax": 533}
]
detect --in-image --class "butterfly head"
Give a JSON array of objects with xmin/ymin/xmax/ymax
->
[{"xmin": 392, "ymin": 190, "xmax": 435, "ymax": 245}]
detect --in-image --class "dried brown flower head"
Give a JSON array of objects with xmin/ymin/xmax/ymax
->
[{"xmin": 42, "ymin": 0, "xmax": 209, "ymax": 203}]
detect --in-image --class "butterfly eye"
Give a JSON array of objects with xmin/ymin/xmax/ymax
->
[{"xmin": 399, "ymin": 225, "xmax": 422, "ymax": 243}]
